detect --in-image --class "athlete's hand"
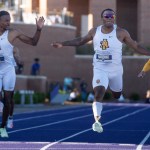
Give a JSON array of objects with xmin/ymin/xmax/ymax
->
[
  {"xmin": 36, "ymin": 16, "xmax": 45, "ymax": 30},
  {"xmin": 138, "ymin": 71, "xmax": 146, "ymax": 78},
  {"xmin": 51, "ymin": 42, "xmax": 63, "ymax": 48}
]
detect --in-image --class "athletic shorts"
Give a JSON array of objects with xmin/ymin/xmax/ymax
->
[
  {"xmin": 92, "ymin": 68, "xmax": 123, "ymax": 92},
  {"xmin": 0, "ymin": 65, "xmax": 16, "ymax": 91}
]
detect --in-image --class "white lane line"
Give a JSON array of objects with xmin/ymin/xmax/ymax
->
[
  {"xmin": 40, "ymin": 107, "xmax": 149, "ymax": 150},
  {"xmin": 0, "ymin": 147, "xmax": 39, "ymax": 150},
  {"xmin": 136, "ymin": 131, "xmax": 150, "ymax": 150},
  {"xmin": 0, "ymin": 147, "xmax": 103, "ymax": 150},
  {"xmin": 103, "ymin": 102, "xmax": 150, "ymax": 107},
  {"xmin": 13, "ymin": 105, "xmax": 126, "ymax": 122},
  {"xmin": 0, "ymin": 141, "xmax": 49, "ymax": 144},
  {"xmin": 13, "ymin": 106, "xmax": 125, "ymax": 122},
  {"xmin": 14, "ymin": 105, "xmax": 90, "ymax": 115},
  {"xmin": 13, "ymin": 108, "xmax": 91, "ymax": 122},
  {"xmin": 8, "ymin": 107, "xmax": 126, "ymax": 134}
]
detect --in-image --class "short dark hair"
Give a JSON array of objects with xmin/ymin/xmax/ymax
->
[
  {"xmin": 101, "ymin": 8, "xmax": 115, "ymax": 18},
  {"xmin": 0, "ymin": 10, "xmax": 10, "ymax": 18}
]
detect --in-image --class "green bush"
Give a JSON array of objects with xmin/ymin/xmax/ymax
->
[
  {"xmin": 103, "ymin": 91, "xmax": 113, "ymax": 101},
  {"xmin": 33, "ymin": 92, "xmax": 46, "ymax": 104},
  {"xmin": 25, "ymin": 95, "xmax": 30, "ymax": 104},
  {"xmin": 13, "ymin": 91, "xmax": 47, "ymax": 104},
  {"xmin": 122, "ymin": 45, "xmax": 134, "ymax": 55},
  {"xmin": 129, "ymin": 93, "xmax": 140, "ymax": 101},
  {"xmin": 14, "ymin": 91, "xmax": 21, "ymax": 104}
]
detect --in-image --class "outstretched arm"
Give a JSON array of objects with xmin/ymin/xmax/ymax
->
[
  {"xmin": 16, "ymin": 16, "xmax": 45, "ymax": 46},
  {"xmin": 138, "ymin": 59, "xmax": 150, "ymax": 78},
  {"xmin": 51, "ymin": 28, "xmax": 96, "ymax": 48},
  {"xmin": 122, "ymin": 29, "xmax": 150, "ymax": 56}
]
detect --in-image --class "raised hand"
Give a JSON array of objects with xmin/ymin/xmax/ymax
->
[
  {"xmin": 138, "ymin": 71, "xmax": 146, "ymax": 78},
  {"xmin": 51, "ymin": 42, "xmax": 63, "ymax": 48},
  {"xmin": 36, "ymin": 16, "xmax": 45, "ymax": 30}
]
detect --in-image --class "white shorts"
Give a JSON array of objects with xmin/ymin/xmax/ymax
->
[
  {"xmin": 0, "ymin": 66, "xmax": 16, "ymax": 91},
  {"xmin": 92, "ymin": 68, "xmax": 123, "ymax": 92}
]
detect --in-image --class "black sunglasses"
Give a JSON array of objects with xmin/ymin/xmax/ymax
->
[{"xmin": 103, "ymin": 14, "xmax": 115, "ymax": 19}]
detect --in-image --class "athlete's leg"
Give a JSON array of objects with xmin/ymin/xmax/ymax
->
[
  {"xmin": 92, "ymin": 69, "xmax": 109, "ymax": 132},
  {"xmin": 0, "ymin": 74, "xmax": 14, "ymax": 124},
  {"xmin": 1, "ymin": 90, "xmax": 12, "ymax": 128},
  {"xmin": 109, "ymin": 69, "xmax": 123, "ymax": 99},
  {"xmin": 0, "ymin": 92, "xmax": 4, "ymax": 113},
  {"xmin": 0, "ymin": 92, "xmax": 2, "ymax": 100},
  {"xmin": 0, "ymin": 76, "xmax": 3, "ymax": 112},
  {"xmin": 0, "ymin": 67, "xmax": 16, "ymax": 137},
  {"xmin": 7, "ymin": 91, "xmax": 14, "ymax": 128},
  {"xmin": 112, "ymin": 91, "xmax": 122, "ymax": 99},
  {"xmin": 93, "ymin": 86, "xmax": 105, "ymax": 121},
  {"xmin": 9, "ymin": 91, "xmax": 14, "ymax": 117},
  {"xmin": 0, "ymin": 91, "xmax": 14, "ymax": 116}
]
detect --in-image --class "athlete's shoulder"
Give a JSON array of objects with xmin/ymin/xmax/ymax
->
[
  {"xmin": 8, "ymin": 28, "xmax": 19, "ymax": 34},
  {"xmin": 116, "ymin": 26, "xmax": 128, "ymax": 33},
  {"xmin": 116, "ymin": 26, "xmax": 130, "ymax": 36},
  {"xmin": 8, "ymin": 28, "xmax": 22, "ymax": 37},
  {"xmin": 89, "ymin": 27, "xmax": 97, "ymax": 33},
  {"xmin": 88, "ymin": 27, "xmax": 97, "ymax": 37},
  {"xmin": 89, "ymin": 26, "xmax": 101, "ymax": 36}
]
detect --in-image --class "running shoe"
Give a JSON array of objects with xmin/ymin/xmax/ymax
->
[
  {"xmin": 92, "ymin": 121, "xmax": 103, "ymax": 133},
  {"xmin": 0, "ymin": 101, "xmax": 4, "ymax": 113},
  {"xmin": 7, "ymin": 118, "xmax": 13, "ymax": 128},
  {"xmin": 0, "ymin": 128, "xmax": 8, "ymax": 137}
]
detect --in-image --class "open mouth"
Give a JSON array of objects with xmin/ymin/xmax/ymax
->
[{"xmin": 106, "ymin": 21, "xmax": 112, "ymax": 24}]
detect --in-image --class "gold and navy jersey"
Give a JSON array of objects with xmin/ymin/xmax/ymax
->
[{"xmin": 92, "ymin": 25, "xmax": 123, "ymax": 72}]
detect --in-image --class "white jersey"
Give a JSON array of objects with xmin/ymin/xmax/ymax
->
[
  {"xmin": 93, "ymin": 25, "xmax": 123, "ymax": 72},
  {"xmin": 0, "ymin": 30, "xmax": 16, "ymax": 73},
  {"xmin": 0, "ymin": 30, "xmax": 16, "ymax": 91}
]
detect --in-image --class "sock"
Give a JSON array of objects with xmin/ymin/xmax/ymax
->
[{"xmin": 92, "ymin": 102, "xmax": 103, "ymax": 121}]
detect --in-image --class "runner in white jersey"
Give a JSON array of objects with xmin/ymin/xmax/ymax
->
[
  {"xmin": 92, "ymin": 24, "xmax": 123, "ymax": 94},
  {"xmin": 0, "ymin": 47, "xmax": 22, "ymax": 129},
  {"xmin": 51, "ymin": 8, "xmax": 150, "ymax": 133},
  {"xmin": 0, "ymin": 10, "xmax": 45, "ymax": 138},
  {"xmin": 0, "ymin": 46, "xmax": 18, "ymax": 129}
]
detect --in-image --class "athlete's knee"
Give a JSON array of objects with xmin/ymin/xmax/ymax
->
[
  {"xmin": 3, "ymin": 91, "xmax": 12, "ymax": 108},
  {"xmin": 94, "ymin": 86, "xmax": 106, "ymax": 102},
  {"xmin": 112, "ymin": 91, "xmax": 121, "ymax": 99}
]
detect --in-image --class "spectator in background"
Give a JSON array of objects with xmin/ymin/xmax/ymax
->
[
  {"xmin": 68, "ymin": 88, "xmax": 80, "ymax": 102},
  {"xmin": 58, "ymin": 85, "xmax": 66, "ymax": 94},
  {"xmin": 54, "ymin": 12, "xmax": 62, "ymax": 24},
  {"xmin": 48, "ymin": 9, "xmax": 62, "ymax": 25},
  {"xmin": 63, "ymin": 77, "xmax": 73, "ymax": 92},
  {"xmin": 31, "ymin": 58, "xmax": 40, "ymax": 75},
  {"xmin": 80, "ymin": 79, "xmax": 88, "ymax": 103},
  {"xmin": 62, "ymin": 7, "xmax": 67, "ymax": 24}
]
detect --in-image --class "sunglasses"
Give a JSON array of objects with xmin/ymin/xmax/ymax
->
[{"xmin": 103, "ymin": 14, "xmax": 115, "ymax": 19}]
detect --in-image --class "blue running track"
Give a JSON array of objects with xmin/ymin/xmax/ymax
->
[{"xmin": 0, "ymin": 103, "xmax": 150, "ymax": 150}]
